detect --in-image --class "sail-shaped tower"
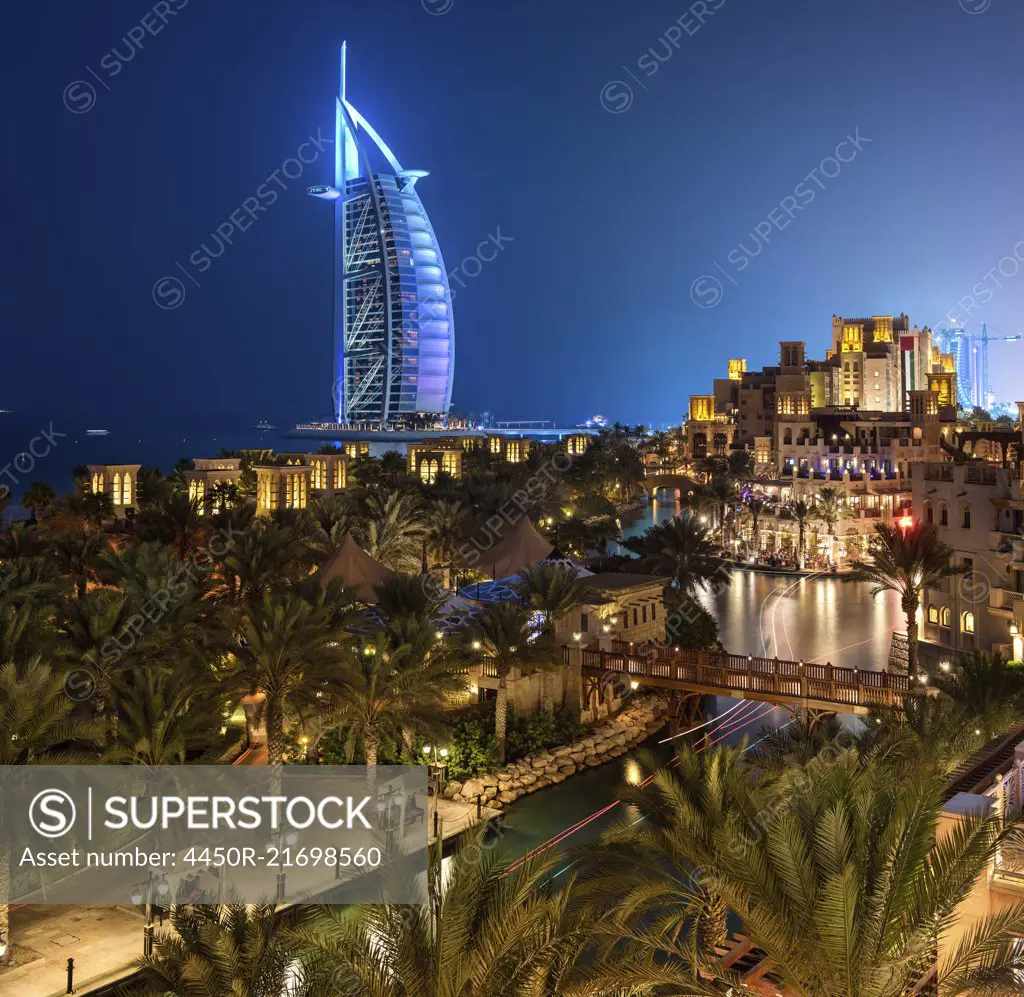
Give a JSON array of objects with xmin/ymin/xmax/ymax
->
[{"xmin": 308, "ymin": 44, "xmax": 454, "ymax": 426}]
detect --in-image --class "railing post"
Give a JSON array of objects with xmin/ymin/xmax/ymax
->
[
  {"xmin": 799, "ymin": 660, "xmax": 807, "ymax": 698},
  {"xmin": 853, "ymin": 667, "xmax": 859, "ymax": 704}
]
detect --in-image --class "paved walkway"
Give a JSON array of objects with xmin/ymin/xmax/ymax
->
[{"xmin": 0, "ymin": 904, "xmax": 145, "ymax": 997}]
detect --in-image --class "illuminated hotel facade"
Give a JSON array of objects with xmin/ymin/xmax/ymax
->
[{"xmin": 308, "ymin": 44, "xmax": 455, "ymax": 427}]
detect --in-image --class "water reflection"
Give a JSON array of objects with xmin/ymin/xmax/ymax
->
[{"xmin": 620, "ymin": 497, "xmax": 901, "ymax": 671}]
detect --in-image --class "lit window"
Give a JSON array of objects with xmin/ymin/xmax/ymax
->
[
  {"xmin": 927, "ymin": 605, "xmax": 938, "ymax": 624},
  {"xmin": 940, "ymin": 607, "xmax": 951, "ymax": 628},
  {"xmin": 962, "ymin": 612, "xmax": 975, "ymax": 634},
  {"xmin": 419, "ymin": 458, "xmax": 439, "ymax": 485},
  {"xmin": 122, "ymin": 473, "xmax": 132, "ymax": 506}
]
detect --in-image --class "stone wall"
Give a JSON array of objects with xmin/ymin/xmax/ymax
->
[{"xmin": 443, "ymin": 693, "xmax": 669, "ymax": 809}]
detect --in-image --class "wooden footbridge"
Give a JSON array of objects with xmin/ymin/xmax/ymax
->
[{"xmin": 573, "ymin": 642, "xmax": 912, "ymax": 717}]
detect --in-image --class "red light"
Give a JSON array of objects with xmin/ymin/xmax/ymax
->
[{"xmin": 898, "ymin": 515, "xmax": 914, "ymax": 530}]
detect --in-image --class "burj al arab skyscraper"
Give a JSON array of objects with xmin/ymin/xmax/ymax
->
[{"xmin": 308, "ymin": 44, "xmax": 455, "ymax": 426}]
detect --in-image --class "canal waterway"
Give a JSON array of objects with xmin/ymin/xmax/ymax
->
[{"xmin": 500, "ymin": 496, "xmax": 901, "ymax": 860}]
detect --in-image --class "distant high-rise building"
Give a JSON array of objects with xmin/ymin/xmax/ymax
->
[{"xmin": 308, "ymin": 44, "xmax": 455, "ymax": 426}]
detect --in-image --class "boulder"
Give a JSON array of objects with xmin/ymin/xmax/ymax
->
[
  {"xmin": 480, "ymin": 774, "xmax": 498, "ymax": 788},
  {"xmin": 481, "ymin": 787, "xmax": 497, "ymax": 802},
  {"xmin": 498, "ymin": 780, "xmax": 512, "ymax": 793},
  {"xmin": 497, "ymin": 790, "xmax": 518, "ymax": 804},
  {"xmin": 584, "ymin": 753, "xmax": 601, "ymax": 767},
  {"xmin": 519, "ymin": 772, "xmax": 537, "ymax": 786},
  {"xmin": 558, "ymin": 762, "xmax": 576, "ymax": 775},
  {"xmin": 443, "ymin": 781, "xmax": 462, "ymax": 800}
]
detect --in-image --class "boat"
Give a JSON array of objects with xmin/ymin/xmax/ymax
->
[
  {"xmin": 86, "ymin": 429, "xmax": 110, "ymax": 436},
  {"xmin": 253, "ymin": 420, "xmax": 279, "ymax": 431}
]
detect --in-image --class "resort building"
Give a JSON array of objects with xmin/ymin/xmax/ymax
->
[
  {"xmin": 307, "ymin": 44, "xmax": 454, "ymax": 427},
  {"xmin": 407, "ymin": 442, "xmax": 462, "ymax": 483},
  {"xmin": 570, "ymin": 573, "xmax": 668, "ymax": 647},
  {"xmin": 695, "ymin": 316, "xmax": 955, "ymax": 474},
  {"xmin": 340, "ymin": 441, "xmax": 370, "ymax": 459},
  {"xmin": 937, "ymin": 727, "xmax": 1024, "ymax": 969},
  {"xmin": 914, "ymin": 459, "xmax": 1024, "ymax": 661},
  {"xmin": 185, "ymin": 457, "xmax": 242, "ymax": 514},
  {"xmin": 85, "ymin": 463, "xmax": 140, "ymax": 517},
  {"xmin": 482, "ymin": 435, "xmax": 531, "ymax": 464},
  {"xmin": 683, "ymin": 395, "xmax": 735, "ymax": 461},
  {"xmin": 254, "ymin": 464, "xmax": 311, "ymax": 517}
]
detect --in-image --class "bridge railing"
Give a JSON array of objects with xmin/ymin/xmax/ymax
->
[{"xmin": 580, "ymin": 644, "xmax": 909, "ymax": 708}]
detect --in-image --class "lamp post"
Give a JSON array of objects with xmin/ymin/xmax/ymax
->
[{"xmin": 422, "ymin": 745, "xmax": 449, "ymax": 838}]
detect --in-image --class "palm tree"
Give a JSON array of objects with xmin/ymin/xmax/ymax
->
[
  {"xmin": 136, "ymin": 466, "xmax": 172, "ymax": 506},
  {"xmin": 705, "ymin": 473, "xmax": 738, "ymax": 539},
  {"xmin": 743, "ymin": 495, "xmax": 766, "ymax": 555},
  {"xmin": 424, "ymin": 497, "xmax": 468, "ymax": 588},
  {"xmin": 221, "ymin": 521, "xmax": 307, "ymax": 601},
  {"xmin": 816, "ymin": 486, "xmax": 845, "ymax": 560},
  {"xmin": 468, "ymin": 602, "xmax": 552, "ymax": 764},
  {"xmin": 789, "ymin": 498, "xmax": 812, "ymax": 569},
  {"xmin": 379, "ymin": 450, "xmax": 407, "ymax": 487},
  {"xmin": 595, "ymin": 742, "xmax": 760, "ymax": 955},
  {"xmin": 233, "ymin": 590, "xmax": 351, "ymax": 766},
  {"xmin": 846, "ymin": 521, "xmax": 960, "ymax": 676},
  {"xmin": 625, "ymin": 513, "xmax": 727, "ymax": 596},
  {"xmin": 107, "ymin": 668, "xmax": 224, "ymax": 765},
  {"xmin": 0, "ymin": 556, "xmax": 63, "ymax": 662},
  {"xmin": 21, "ymin": 481, "xmax": 55, "ymax": 524},
  {"xmin": 307, "ymin": 493, "xmax": 352, "ymax": 557},
  {"xmin": 373, "ymin": 572, "xmax": 446, "ymax": 625},
  {"xmin": 136, "ymin": 492, "xmax": 208, "ymax": 559},
  {"xmin": 292, "ymin": 829, "xmax": 641, "ymax": 997},
  {"xmin": 0, "ymin": 659, "xmax": 105, "ymax": 965},
  {"xmin": 514, "ymin": 563, "xmax": 592, "ymax": 712},
  {"xmin": 607, "ymin": 751, "xmax": 1024, "ymax": 996},
  {"xmin": 57, "ymin": 588, "xmax": 135, "ymax": 721},
  {"xmin": 680, "ymin": 483, "xmax": 715, "ymax": 523},
  {"xmin": 932, "ymin": 650, "xmax": 1024, "ymax": 737},
  {"xmin": 133, "ymin": 904, "xmax": 320, "ymax": 997},
  {"xmin": 321, "ymin": 632, "xmax": 464, "ymax": 765},
  {"xmin": 363, "ymin": 491, "xmax": 425, "ymax": 572},
  {"xmin": 50, "ymin": 531, "xmax": 107, "ymax": 598},
  {"xmin": 44, "ymin": 492, "xmax": 109, "ymax": 536},
  {"xmin": 860, "ymin": 695, "xmax": 983, "ymax": 779}
]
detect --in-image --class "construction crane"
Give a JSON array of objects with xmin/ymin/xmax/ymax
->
[
  {"xmin": 979, "ymin": 323, "xmax": 1022, "ymax": 410},
  {"xmin": 934, "ymin": 323, "xmax": 1021, "ymax": 409}
]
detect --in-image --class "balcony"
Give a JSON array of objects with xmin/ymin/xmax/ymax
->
[
  {"xmin": 989, "ymin": 589, "xmax": 1024, "ymax": 619},
  {"xmin": 990, "ymin": 533, "xmax": 1024, "ymax": 566}
]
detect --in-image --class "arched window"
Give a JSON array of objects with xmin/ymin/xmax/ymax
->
[
  {"xmin": 939, "ymin": 503, "xmax": 948, "ymax": 527},
  {"xmin": 962, "ymin": 611, "xmax": 975, "ymax": 635},
  {"xmin": 783, "ymin": 428, "xmax": 792, "ymax": 445},
  {"xmin": 419, "ymin": 459, "xmax": 439, "ymax": 485},
  {"xmin": 927, "ymin": 605, "xmax": 939, "ymax": 624},
  {"xmin": 112, "ymin": 473, "xmax": 122, "ymax": 506},
  {"xmin": 940, "ymin": 607, "xmax": 952, "ymax": 628},
  {"xmin": 961, "ymin": 504, "xmax": 971, "ymax": 529},
  {"xmin": 122, "ymin": 472, "xmax": 132, "ymax": 506},
  {"xmin": 924, "ymin": 502, "xmax": 933, "ymax": 525}
]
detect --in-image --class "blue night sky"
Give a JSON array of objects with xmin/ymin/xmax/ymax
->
[{"xmin": 4, "ymin": 0, "xmax": 1024, "ymax": 440}]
